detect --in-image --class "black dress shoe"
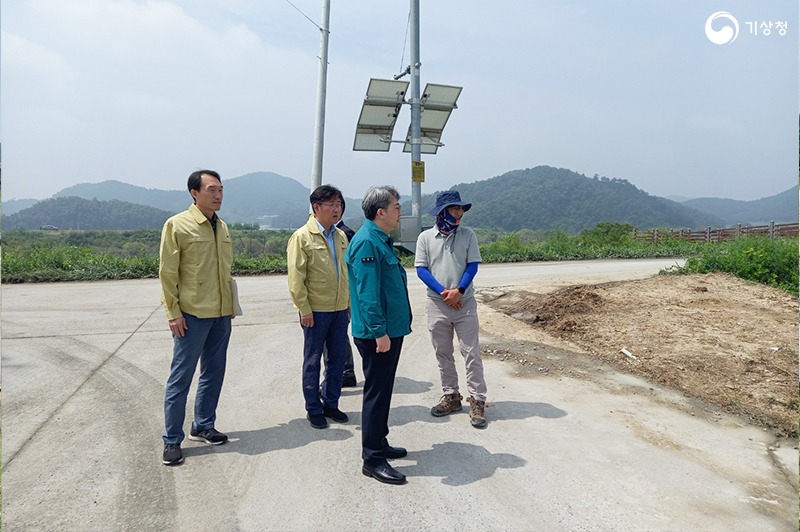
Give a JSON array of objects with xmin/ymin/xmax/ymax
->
[
  {"xmin": 341, "ymin": 373, "xmax": 358, "ymax": 387},
  {"xmin": 362, "ymin": 461, "xmax": 406, "ymax": 485},
  {"xmin": 380, "ymin": 445, "xmax": 408, "ymax": 459},
  {"xmin": 307, "ymin": 413, "xmax": 328, "ymax": 429},
  {"xmin": 322, "ymin": 406, "xmax": 349, "ymax": 423}
]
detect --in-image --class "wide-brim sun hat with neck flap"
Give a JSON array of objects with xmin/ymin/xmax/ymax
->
[{"xmin": 429, "ymin": 190, "xmax": 472, "ymax": 217}]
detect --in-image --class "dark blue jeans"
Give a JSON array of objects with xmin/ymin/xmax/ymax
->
[
  {"xmin": 302, "ymin": 310, "xmax": 349, "ymax": 414},
  {"xmin": 354, "ymin": 336, "xmax": 404, "ymax": 464},
  {"xmin": 163, "ymin": 313, "xmax": 231, "ymax": 445},
  {"xmin": 324, "ymin": 340, "xmax": 355, "ymax": 376}
]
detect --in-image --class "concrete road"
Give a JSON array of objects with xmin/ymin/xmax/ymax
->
[{"xmin": 2, "ymin": 259, "xmax": 797, "ymax": 531}]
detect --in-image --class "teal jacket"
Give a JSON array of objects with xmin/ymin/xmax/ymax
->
[{"xmin": 346, "ymin": 219, "xmax": 412, "ymax": 339}]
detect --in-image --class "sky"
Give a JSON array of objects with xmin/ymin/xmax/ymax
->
[{"xmin": 2, "ymin": 0, "xmax": 798, "ymax": 202}]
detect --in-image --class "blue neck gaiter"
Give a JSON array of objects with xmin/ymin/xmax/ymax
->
[{"xmin": 436, "ymin": 209, "xmax": 459, "ymax": 236}]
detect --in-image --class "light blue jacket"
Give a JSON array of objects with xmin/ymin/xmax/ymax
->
[{"xmin": 346, "ymin": 219, "xmax": 412, "ymax": 339}]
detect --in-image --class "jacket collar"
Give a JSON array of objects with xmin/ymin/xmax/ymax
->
[
  {"xmin": 189, "ymin": 203, "xmax": 214, "ymax": 225},
  {"xmin": 364, "ymin": 219, "xmax": 393, "ymax": 245},
  {"xmin": 306, "ymin": 213, "xmax": 342, "ymax": 236},
  {"xmin": 305, "ymin": 213, "xmax": 327, "ymax": 235}
]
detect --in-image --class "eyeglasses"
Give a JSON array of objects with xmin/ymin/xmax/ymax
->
[{"xmin": 321, "ymin": 201, "xmax": 343, "ymax": 209}]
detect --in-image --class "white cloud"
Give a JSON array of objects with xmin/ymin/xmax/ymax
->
[
  {"xmin": 1, "ymin": 0, "xmax": 797, "ymax": 201},
  {"xmin": 1, "ymin": 31, "xmax": 77, "ymax": 92}
]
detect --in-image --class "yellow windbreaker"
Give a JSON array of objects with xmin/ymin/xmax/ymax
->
[
  {"xmin": 287, "ymin": 215, "xmax": 350, "ymax": 316},
  {"xmin": 159, "ymin": 203, "xmax": 233, "ymax": 320}
]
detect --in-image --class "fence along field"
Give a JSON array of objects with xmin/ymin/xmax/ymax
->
[{"xmin": 633, "ymin": 221, "xmax": 799, "ymax": 243}]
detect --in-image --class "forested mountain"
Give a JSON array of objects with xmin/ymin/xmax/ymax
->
[
  {"xmin": 4, "ymin": 166, "xmax": 793, "ymax": 232},
  {"xmin": 13, "ymin": 172, "xmax": 360, "ymax": 229},
  {"xmin": 2, "ymin": 198, "xmax": 39, "ymax": 216},
  {"xmin": 2, "ymin": 197, "xmax": 173, "ymax": 230},
  {"xmin": 55, "ymin": 180, "xmax": 188, "ymax": 212},
  {"xmin": 211, "ymin": 172, "xmax": 311, "ymax": 228},
  {"xmin": 681, "ymin": 185, "xmax": 798, "ymax": 225},
  {"xmin": 413, "ymin": 166, "xmax": 725, "ymax": 232},
  {"xmin": 53, "ymin": 172, "xmax": 315, "ymax": 228}
]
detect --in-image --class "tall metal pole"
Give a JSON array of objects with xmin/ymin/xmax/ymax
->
[
  {"xmin": 409, "ymin": 0, "xmax": 422, "ymax": 232},
  {"xmin": 310, "ymin": 0, "xmax": 331, "ymax": 192}
]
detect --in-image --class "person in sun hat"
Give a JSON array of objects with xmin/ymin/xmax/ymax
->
[{"xmin": 415, "ymin": 189, "xmax": 488, "ymax": 429}]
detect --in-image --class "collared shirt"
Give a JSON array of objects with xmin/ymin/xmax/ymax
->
[
  {"xmin": 210, "ymin": 212, "xmax": 218, "ymax": 235},
  {"xmin": 315, "ymin": 218, "xmax": 338, "ymax": 276},
  {"xmin": 346, "ymin": 219, "xmax": 412, "ymax": 339},
  {"xmin": 414, "ymin": 224, "xmax": 482, "ymax": 301},
  {"xmin": 287, "ymin": 214, "xmax": 350, "ymax": 315},
  {"xmin": 159, "ymin": 203, "xmax": 233, "ymax": 320}
]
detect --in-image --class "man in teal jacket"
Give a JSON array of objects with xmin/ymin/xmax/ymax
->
[{"xmin": 346, "ymin": 185, "xmax": 412, "ymax": 485}]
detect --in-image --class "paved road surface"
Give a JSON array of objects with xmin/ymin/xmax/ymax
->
[{"xmin": 2, "ymin": 259, "xmax": 797, "ymax": 531}]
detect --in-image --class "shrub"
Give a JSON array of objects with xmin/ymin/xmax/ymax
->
[
  {"xmin": 578, "ymin": 222, "xmax": 634, "ymax": 247},
  {"xmin": 2, "ymin": 228, "xmax": 796, "ymax": 297},
  {"xmin": 666, "ymin": 237, "xmax": 798, "ymax": 295}
]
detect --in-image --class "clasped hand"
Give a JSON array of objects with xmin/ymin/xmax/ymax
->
[{"xmin": 441, "ymin": 288, "xmax": 462, "ymax": 310}]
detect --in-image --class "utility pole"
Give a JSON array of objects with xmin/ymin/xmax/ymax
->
[
  {"xmin": 310, "ymin": 0, "xmax": 331, "ymax": 192},
  {"xmin": 408, "ymin": 0, "xmax": 422, "ymax": 233},
  {"xmin": 352, "ymin": 1, "xmax": 460, "ymax": 251}
]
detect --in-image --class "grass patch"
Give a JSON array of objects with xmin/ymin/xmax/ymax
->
[
  {"xmin": 3, "ymin": 228, "xmax": 796, "ymax": 297},
  {"xmin": 663, "ymin": 236, "xmax": 798, "ymax": 296}
]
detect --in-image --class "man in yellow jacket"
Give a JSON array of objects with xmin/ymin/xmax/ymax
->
[
  {"xmin": 287, "ymin": 185, "xmax": 351, "ymax": 429},
  {"xmin": 159, "ymin": 170, "xmax": 234, "ymax": 466}
]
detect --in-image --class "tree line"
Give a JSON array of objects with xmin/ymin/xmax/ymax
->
[
  {"xmin": 9, "ymin": 166, "xmax": 777, "ymax": 233},
  {"xmin": 2, "ymin": 197, "xmax": 173, "ymax": 230}
]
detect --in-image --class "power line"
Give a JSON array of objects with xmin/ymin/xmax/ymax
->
[
  {"xmin": 399, "ymin": 9, "xmax": 411, "ymax": 73},
  {"xmin": 285, "ymin": 0, "xmax": 321, "ymax": 30}
]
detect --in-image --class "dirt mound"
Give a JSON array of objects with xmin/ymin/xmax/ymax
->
[
  {"xmin": 519, "ymin": 285, "xmax": 604, "ymax": 333},
  {"xmin": 485, "ymin": 272, "xmax": 799, "ymax": 436}
]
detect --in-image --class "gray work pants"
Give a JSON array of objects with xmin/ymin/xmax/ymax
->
[{"xmin": 426, "ymin": 296, "xmax": 487, "ymax": 402}]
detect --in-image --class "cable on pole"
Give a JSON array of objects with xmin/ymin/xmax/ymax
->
[
  {"xmin": 285, "ymin": 0, "xmax": 322, "ymax": 30},
  {"xmin": 398, "ymin": 9, "xmax": 411, "ymax": 74}
]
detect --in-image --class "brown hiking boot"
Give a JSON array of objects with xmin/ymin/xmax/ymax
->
[
  {"xmin": 468, "ymin": 396, "xmax": 487, "ymax": 428},
  {"xmin": 430, "ymin": 393, "xmax": 463, "ymax": 417}
]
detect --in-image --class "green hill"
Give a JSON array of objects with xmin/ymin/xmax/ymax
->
[
  {"xmin": 3, "ymin": 174, "xmax": 350, "ymax": 231},
  {"xmin": 55, "ymin": 180, "xmax": 187, "ymax": 213},
  {"xmin": 2, "ymin": 198, "xmax": 40, "ymax": 216},
  {"xmin": 51, "ymin": 172, "xmax": 323, "ymax": 228},
  {"xmin": 215, "ymin": 172, "xmax": 310, "ymax": 228},
  {"xmin": 413, "ymin": 166, "xmax": 725, "ymax": 232},
  {"xmin": 5, "ymin": 166, "xmax": 793, "ymax": 232},
  {"xmin": 2, "ymin": 197, "xmax": 173, "ymax": 230},
  {"xmin": 681, "ymin": 186, "xmax": 798, "ymax": 226}
]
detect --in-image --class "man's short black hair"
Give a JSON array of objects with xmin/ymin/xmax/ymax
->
[
  {"xmin": 187, "ymin": 170, "xmax": 221, "ymax": 195},
  {"xmin": 309, "ymin": 184, "xmax": 343, "ymax": 206}
]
